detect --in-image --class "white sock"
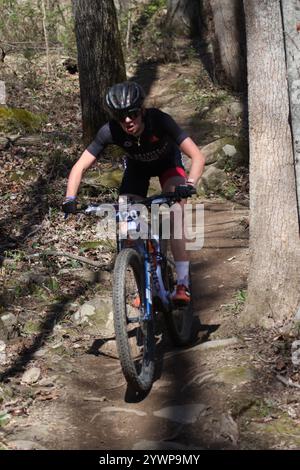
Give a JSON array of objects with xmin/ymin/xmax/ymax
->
[{"xmin": 175, "ymin": 261, "xmax": 190, "ymax": 287}]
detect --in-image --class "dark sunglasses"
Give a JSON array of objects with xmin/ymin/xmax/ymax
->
[{"xmin": 114, "ymin": 108, "xmax": 141, "ymax": 121}]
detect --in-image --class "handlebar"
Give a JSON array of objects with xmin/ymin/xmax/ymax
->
[
  {"xmin": 82, "ymin": 185, "xmax": 197, "ymax": 215},
  {"xmin": 139, "ymin": 185, "xmax": 196, "ymax": 207}
]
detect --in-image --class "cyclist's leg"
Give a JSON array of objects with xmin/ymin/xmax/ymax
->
[
  {"xmin": 160, "ymin": 169, "xmax": 191, "ymax": 302},
  {"xmin": 160, "ymin": 169, "xmax": 188, "ymax": 262}
]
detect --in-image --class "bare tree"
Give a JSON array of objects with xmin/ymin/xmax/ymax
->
[
  {"xmin": 166, "ymin": 0, "xmax": 201, "ymax": 37},
  {"xmin": 114, "ymin": 0, "xmax": 134, "ymax": 12},
  {"xmin": 281, "ymin": 0, "xmax": 300, "ymax": 218},
  {"xmin": 41, "ymin": 0, "xmax": 51, "ymax": 77},
  {"xmin": 165, "ymin": 0, "xmax": 246, "ymax": 95},
  {"xmin": 208, "ymin": 0, "xmax": 245, "ymax": 91},
  {"xmin": 72, "ymin": 0, "xmax": 126, "ymax": 145},
  {"xmin": 241, "ymin": 0, "xmax": 300, "ymax": 329}
]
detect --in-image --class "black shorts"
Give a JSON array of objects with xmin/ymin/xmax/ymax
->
[{"xmin": 119, "ymin": 156, "xmax": 187, "ymax": 197}]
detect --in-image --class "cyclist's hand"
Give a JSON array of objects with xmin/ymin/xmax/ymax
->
[
  {"xmin": 62, "ymin": 197, "xmax": 77, "ymax": 215},
  {"xmin": 175, "ymin": 184, "xmax": 196, "ymax": 199}
]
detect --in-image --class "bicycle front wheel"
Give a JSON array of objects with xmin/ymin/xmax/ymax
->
[{"xmin": 112, "ymin": 248, "xmax": 155, "ymax": 392}]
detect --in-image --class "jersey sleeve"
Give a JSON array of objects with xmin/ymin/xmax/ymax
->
[
  {"xmin": 86, "ymin": 122, "xmax": 113, "ymax": 158},
  {"xmin": 156, "ymin": 109, "xmax": 189, "ymax": 145}
]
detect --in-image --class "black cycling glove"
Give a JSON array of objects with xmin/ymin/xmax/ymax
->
[
  {"xmin": 175, "ymin": 184, "xmax": 197, "ymax": 199},
  {"xmin": 62, "ymin": 197, "xmax": 77, "ymax": 214}
]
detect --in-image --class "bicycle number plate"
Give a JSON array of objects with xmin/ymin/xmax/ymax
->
[{"xmin": 116, "ymin": 209, "xmax": 139, "ymax": 222}]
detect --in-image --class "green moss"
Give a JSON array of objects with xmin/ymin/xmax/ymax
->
[
  {"xmin": 98, "ymin": 169, "xmax": 123, "ymax": 189},
  {"xmin": 223, "ymin": 289, "xmax": 247, "ymax": 314},
  {"xmin": 82, "ymin": 168, "xmax": 123, "ymax": 191},
  {"xmin": 79, "ymin": 239, "xmax": 116, "ymax": 254},
  {"xmin": 89, "ymin": 301, "xmax": 113, "ymax": 330},
  {"xmin": 0, "ymin": 385, "xmax": 13, "ymax": 403},
  {"xmin": 186, "ymin": 86, "xmax": 231, "ymax": 112},
  {"xmin": 290, "ymin": 321, "xmax": 300, "ymax": 337},
  {"xmin": 244, "ymin": 399, "xmax": 277, "ymax": 419},
  {"xmin": 169, "ymin": 77, "xmax": 193, "ymax": 94},
  {"xmin": 246, "ymin": 413, "xmax": 300, "ymax": 447},
  {"xmin": 216, "ymin": 366, "xmax": 256, "ymax": 385},
  {"xmin": 262, "ymin": 415, "xmax": 300, "ymax": 439},
  {"xmin": 93, "ymin": 310, "xmax": 109, "ymax": 329},
  {"xmin": 222, "ymin": 182, "xmax": 238, "ymax": 200},
  {"xmin": 79, "ymin": 241, "xmax": 105, "ymax": 251},
  {"xmin": 230, "ymin": 393, "xmax": 257, "ymax": 418},
  {"xmin": 131, "ymin": 0, "xmax": 167, "ymax": 43},
  {"xmin": 0, "ymin": 106, "xmax": 46, "ymax": 133},
  {"xmin": 0, "ymin": 411, "xmax": 10, "ymax": 427},
  {"xmin": 45, "ymin": 277, "xmax": 59, "ymax": 292},
  {"xmin": 49, "ymin": 344, "xmax": 70, "ymax": 356},
  {"xmin": 23, "ymin": 320, "xmax": 43, "ymax": 335},
  {"xmin": 98, "ymin": 239, "xmax": 117, "ymax": 252}
]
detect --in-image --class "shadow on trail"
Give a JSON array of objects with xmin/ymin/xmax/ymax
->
[
  {"xmin": 0, "ymin": 151, "xmax": 73, "ymax": 261},
  {"xmin": 126, "ymin": 4, "xmax": 161, "ymax": 95},
  {"xmin": 0, "ymin": 281, "xmax": 93, "ymax": 382},
  {"xmin": 128, "ymin": 5, "xmax": 200, "ymax": 101},
  {"xmin": 130, "ymin": 62, "xmax": 158, "ymax": 99},
  {"xmin": 122, "ymin": 314, "xmax": 206, "ymax": 405},
  {"xmin": 121, "ymin": 264, "xmax": 219, "ymax": 413}
]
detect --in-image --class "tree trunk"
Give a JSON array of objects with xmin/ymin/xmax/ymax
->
[
  {"xmin": 208, "ymin": 0, "xmax": 245, "ymax": 91},
  {"xmin": 166, "ymin": 0, "xmax": 201, "ymax": 37},
  {"xmin": 72, "ymin": 0, "xmax": 126, "ymax": 145},
  {"xmin": 114, "ymin": 0, "xmax": 134, "ymax": 12},
  {"xmin": 281, "ymin": 0, "xmax": 300, "ymax": 220},
  {"xmin": 241, "ymin": 0, "xmax": 300, "ymax": 329},
  {"xmin": 41, "ymin": 0, "xmax": 51, "ymax": 77}
]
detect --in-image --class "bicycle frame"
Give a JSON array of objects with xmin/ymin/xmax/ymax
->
[
  {"xmin": 84, "ymin": 187, "xmax": 195, "ymax": 324},
  {"xmin": 115, "ymin": 202, "xmax": 171, "ymax": 321}
]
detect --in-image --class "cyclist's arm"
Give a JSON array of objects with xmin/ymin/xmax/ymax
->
[
  {"xmin": 65, "ymin": 123, "xmax": 113, "ymax": 198},
  {"xmin": 66, "ymin": 150, "xmax": 96, "ymax": 198},
  {"xmin": 179, "ymin": 137, "xmax": 206, "ymax": 186},
  {"xmin": 155, "ymin": 110, "xmax": 205, "ymax": 185}
]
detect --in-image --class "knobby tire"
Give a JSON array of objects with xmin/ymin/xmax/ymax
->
[
  {"xmin": 161, "ymin": 239, "xmax": 194, "ymax": 347},
  {"xmin": 112, "ymin": 248, "xmax": 155, "ymax": 392}
]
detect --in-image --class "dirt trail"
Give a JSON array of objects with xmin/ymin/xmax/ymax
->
[{"xmin": 2, "ymin": 198, "xmax": 250, "ymax": 450}]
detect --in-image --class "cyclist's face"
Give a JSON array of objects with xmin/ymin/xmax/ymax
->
[{"xmin": 119, "ymin": 109, "xmax": 144, "ymax": 135}]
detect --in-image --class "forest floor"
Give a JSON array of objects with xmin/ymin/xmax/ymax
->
[{"xmin": 1, "ymin": 45, "xmax": 300, "ymax": 451}]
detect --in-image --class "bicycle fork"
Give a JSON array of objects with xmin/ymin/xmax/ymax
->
[
  {"xmin": 144, "ymin": 253, "xmax": 171, "ymax": 319},
  {"xmin": 143, "ymin": 253, "xmax": 153, "ymax": 321}
]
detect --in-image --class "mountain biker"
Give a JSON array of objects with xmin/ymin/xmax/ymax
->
[{"xmin": 63, "ymin": 81, "xmax": 205, "ymax": 304}]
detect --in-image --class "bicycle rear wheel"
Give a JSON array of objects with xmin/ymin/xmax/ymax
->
[
  {"xmin": 161, "ymin": 240, "xmax": 194, "ymax": 346},
  {"xmin": 113, "ymin": 248, "xmax": 155, "ymax": 392}
]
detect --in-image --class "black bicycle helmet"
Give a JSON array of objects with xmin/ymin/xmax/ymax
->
[{"xmin": 105, "ymin": 81, "xmax": 145, "ymax": 113}]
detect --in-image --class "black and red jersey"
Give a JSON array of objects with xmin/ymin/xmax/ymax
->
[{"xmin": 87, "ymin": 108, "xmax": 188, "ymax": 164}]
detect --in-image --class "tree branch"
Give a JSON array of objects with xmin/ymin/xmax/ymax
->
[
  {"xmin": 276, "ymin": 374, "xmax": 300, "ymax": 389},
  {"xmin": 40, "ymin": 250, "xmax": 112, "ymax": 270}
]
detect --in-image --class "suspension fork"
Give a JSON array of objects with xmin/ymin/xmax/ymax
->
[
  {"xmin": 144, "ymin": 238, "xmax": 170, "ymax": 313},
  {"xmin": 149, "ymin": 204, "xmax": 171, "ymax": 308},
  {"xmin": 143, "ymin": 249, "xmax": 153, "ymax": 321}
]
